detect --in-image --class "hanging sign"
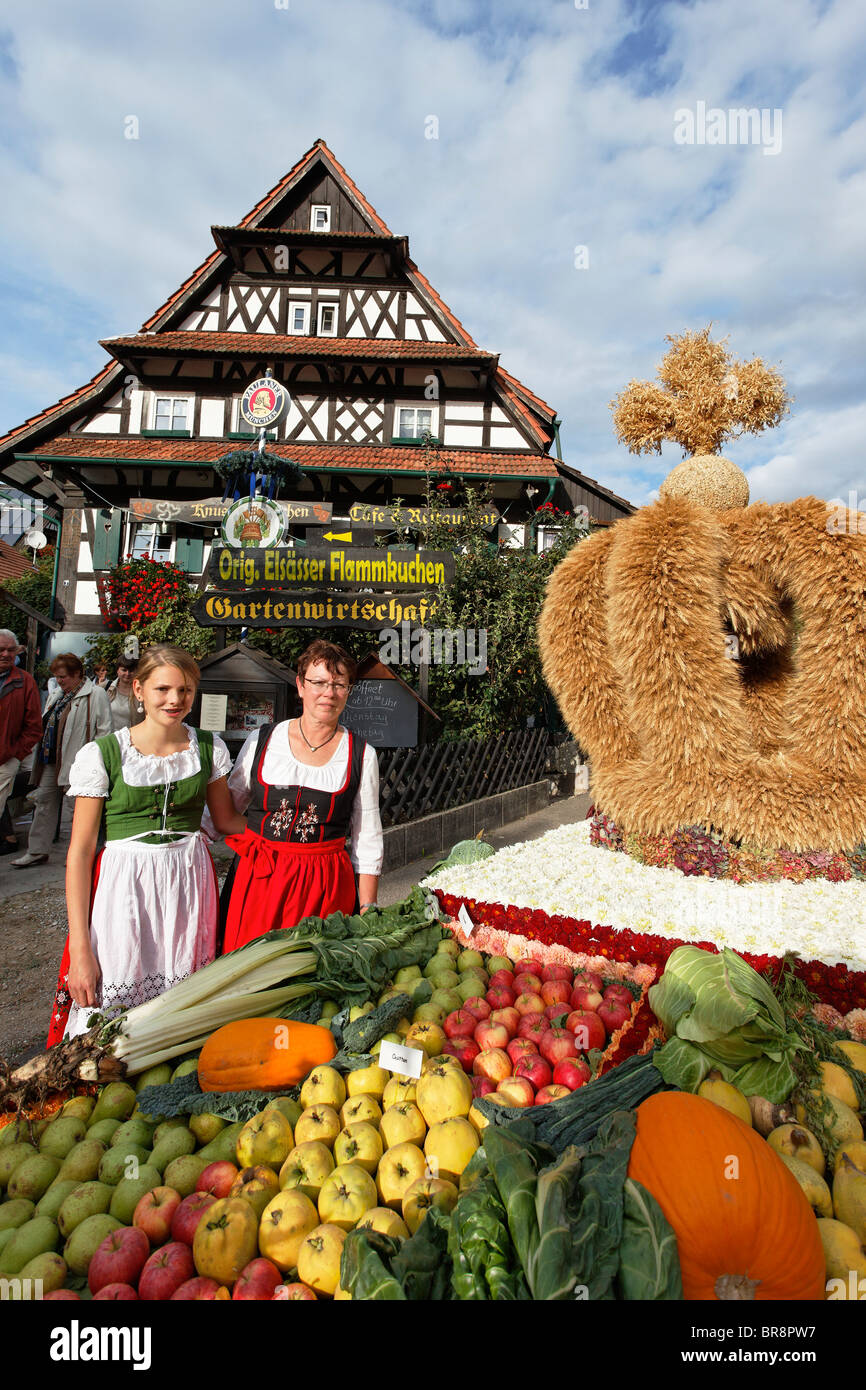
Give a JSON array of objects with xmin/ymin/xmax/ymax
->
[
  {"xmin": 129, "ymin": 497, "xmax": 332, "ymax": 527},
  {"xmin": 349, "ymin": 502, "xmax": 500, "ymax": 529},
  {"xmin": 193, "ymin": 590, "xmax": 439, "ymax": 630},
  {"xmin": 207, "ymin": 546, "xmax": 455, "ymax": 590},
  {"xmin": 239, "ymin": 377, "xmax": 290, "ymax": 430},
  {"xmin": 220, "ymin": 497, "xmax": 287, "ymax": 549}
]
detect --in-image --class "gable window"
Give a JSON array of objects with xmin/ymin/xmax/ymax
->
[
  {"xmin": 152, "ymin": 396, "xmax": 191, "ymax": 432},
  {"xmin": 396, "ymin": 406, "xmax": 436, "ymax": 441},
  {"xmin": 310, "ymin": 204, "xmax": 331, "ymax": 232},
  {"xmin": 289, "ymin": 301, "xmax": 310, "ymax": 335},
  {"xmin": 317, "ymin": 301, "xmax": 338, "ymax": 337}
]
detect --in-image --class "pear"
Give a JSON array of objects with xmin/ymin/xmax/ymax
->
[
  {"xmin": 39, "ymin": 1116, "xmax": 87, "ymax": 1160},
  {"xmin": 170, "ymin": 1058, "xmax": 200, "ymax": 1082},
  {"xmin": 163, "ymin": 1154, "xmax": 209, "ymax": 1197},
  {"xmin": 0, "ymin": 1142, "xmax": 37, "ymax": 1190},
  {"xmin": 134, "ymin": 1063, "xmax": 173, "ymax": 1092},
  {"xmin": 90, "ymin": 1082, "xmax": 137, "ymax": 1126},
  {"xmin": 817, "ymin": 1217, "xmax": 866, "ymax": 1285},
  {"xmin": 109, "ymin": 1164, "xmax": 163, "ymax": 1224},
  {"xmin": 189, "ymin": 1112, "xmax": 227, "ymax": 1147},
  {"xmin": 97, "ymin": 1144, "xmax": 152, "ymax": 1187},
  {"xmin": 152, "ymin": 1117, "xmax": 192, "ymax": 1146},
  {"xmin": 777, "ymin": 1154, "xmax": 833, "ymax": 1218},
  {"xmin": 57, "ymin": 1139, "xmax": 107, "ymax": 1184},
  {"xmin": 61, "ymin": 1096, "xmax": 95, "ymax": 1123},
  {"xmin": 8, "ymin": 1154, "xmax": 62, "ymax": 1202},
  {"xmin": 111, "ymin": 1117, "xmax": 156, "ymax": 1150},
  {"xmin": 0, "ymin": 1216, "xmax": 60, "ymax": 1275},
  {"xmin": 835, "ymin": 1040, "xmax": 866, "ymax": 1076},
  {"xmin": 485, "ymin": 956, "xmax": 513, "ymax": 975},
  {"xmin": 0, "ymin": 1119, "xmax": 47, "ymax": 1147},
  {"xmin": 87, "ymin": 1120, "xmax": 122, "ymax": 1146},
  {"xmin": 817, "ymin": 1061, "xmax": 859, "ymax": 1112},
  {"xmin": 832, "ymin": 1154, "xmax": 866, "ymax": 1243},
  {"xmin": 35, "ymin": 1180, "xmax": 81, "ymax": 1223},
  {"xmin": 456, "ymin": 949, "xmax": 485, "ymax": 974},
  {"xmin": 435, "ymin": 939, "xmax": 461, "ymax": 960},
  {"xmin": 197, "ymin": 1121, "xmax": 245, "ymax": 1165},
  {"xmin": 430, "ymin": 988, "xmax": 463, "ymax": 1014},
  {"xmin": 63, "ymin": 1213, "xmax": 121, "ymax": 1277},
  {"xmin": 767, "ymin": 1124, "xmax": 825, "ymax": 1176},
  {"xmin": 0, "ymin": 1198, "xmax": 35, "ymax": 1232},
  {"xmin": 17, "ymin": 1251, "xmax": 67, "ymax": 1296},
  {"xmin": 0, "ymin": 1228, "xmax": 15, "ymax": 1259},
  {"xmin": 151, "ymin": 1128, "xmax": 196, "ymax": 1173},
  {"xmin": 57, "ymin": 1182, "xmax": 114, "ymax": 1238},
  {"xmin": 697, "ymin": 1078, "xmax": 752, "ymax": 1127}
]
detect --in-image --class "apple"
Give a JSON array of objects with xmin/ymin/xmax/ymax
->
[
  {"xmin": 489, "ymin": 1007, "xmax": 520, "ymax": 1037},
  {"xmin": 517, "ymin": 957, "xmax": 545, "ymax": 977},
  {"xmin": 461, "ymin": 996, "xmax": 491, "ymax": 1021},
  {"xmin": 443, "ymin": 1009, "xmax": 478, "ymax": 1041},
  {"xmin": 171, "ymin": 1276, "xmax": 226, "ymax": 1300},
  {"xmin": 441, "ymin": 1037, "xmax": 481, "ymax": 1072},
  {"xmin": 553, "ymin": 1057, "xmax": 591, "ymax": 1090},
  {"xmin": 540, "ymin": 1027, "xmax": 579, "ymax": 1067},
  {"xmin": 506, "ymin": 1037, "xmax": 538, "ymax": 1065},
  {"xmin": 598, "ymin": 998, "xmax": 632, "ymax": 1035},
  {"xmin": 133, "ymin": 1186, "xmax": 183, "ymax": 1247},
  {"xmin": 534, "ymin": 1085, "xmax": 571, "ymax": 1105},
  {"xmin": 88, "ymin": 1225, "xmax": 151, "ymax": 1295},
  {"xmin": 540, "ymin": 979, "xmax": 572, "ymax": 1007},
  {"xmin": 517, "ymin": 1014, "xmax": 548, "ymax": 1043},
  {"xmin": 541, "ymin": 964, "xmax": 573, "ymax": 984},
  {"xmin": 571, "ymin": 985, "xmax": 604, "ymax": 1012},
  {"xmin": 171, "ymin": 1191, "xmax": 217, "ymax": 1247},
  {"xmin": 488, "ymin": 969, "xmax": 515, "ymax": 990},
  {"xmin": 603, "ymin": 983, "xmax": 634, "ymax": 1008},
  {"xmin": 485, "ymin": 984, "xmax": 515, "ymax": 1009},
  {"xmin": 138, "ymin": 1241, "xmax": 195, "ymax": 1300},
  {"xmin": 472, "ymin": 1048, "xmax": 512, "ymax": 1083},
  {"xmin": 514, "ymin": 992, "xmax": 546, "ymax": 1017},
  {"xmin": 92, "ymin": 1283, "xmax": 139, "ymax": 1300},
  {"xmin": 572, "ymin": 968, "xmax": 604, "ymax": 991},
  {"xmin": 43, "ymin": 1290, "xmax": 82, "ymax": 1300},
  {"xmin": 473, "ymin": 1020, "xmax": 510, "ymax": 1051},
  {"xmin": 513, "ymin": 1054, "xmax": 552, "ymax": 1091},
  {"xmin": 513, "ymin": 972, "xmax": 543, "ymax": 995},
  {"xmin": 232, "ymin": 1257, "xmax": 283, "ymax": 1301},
  {"xmin": 566, "ymin": 1009, "xmax": 607, "ymax": 1051},
  {"xmin": 273, "ymin": 1282, "xmax": 318, "ymax": 1300},
  {"xmin": 496, "ymin": 1076, "xmax": 535, "ymax": 1108},
  {"xmin": 196, "ymin": 1161, "xmax": 239, "ymax": 1198},
  {"xmin": 544, "ymin": 1003, "xmax": 571, "ymax": 1024},
  {"xmin": 471, "ymin": 1075, "xmax": 496, "ymax": 1098}
]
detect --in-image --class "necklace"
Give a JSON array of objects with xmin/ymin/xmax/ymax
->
[{"xmin": 297, "ymin": 718, "xmax": 339, "ymax": 753}]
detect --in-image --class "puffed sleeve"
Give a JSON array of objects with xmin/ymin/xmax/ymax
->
[
  {"xmin": 208, "ymin": 733, "xmax": 233, "ymax": 784},
  {"xmin": 348, "ymin": 742, "xmax": 383, "ymax": 875},
  {"xmin": 65, "ymin": 740, "xmax": 109, "ymax": 799}
]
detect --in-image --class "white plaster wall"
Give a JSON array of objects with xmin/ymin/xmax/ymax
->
[{"xmin": 198, "ymin": 399, "xmax": 224, "ymax": 437}]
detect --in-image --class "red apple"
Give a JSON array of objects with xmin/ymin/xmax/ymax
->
[
  {"xmin": 138, "ymin": 1241, "xmax": 195, "ymax": 1300},
  {"xmin": 544, "ymin": 1003, "xmax": 571, "ymax": 1025},
  {"xmin": 196, "ymin": 1161, "xmax": 239, "ymax": 1199},
  {"xmin": 171, "ymin": 1191, "xmax": 217, "ymax": 1247},
  {"xmin": 496, "ymin": 1076, "xmax": 535, "ymax": 1108},
  {"xmin": 443, "ymin": 1008, "xmax": 477, "ymax": 1040},
  {"xmin": 488, "ymin": 969, "xmax": 515, "ymax": 990},
  {"xmin": 92, "ymin": 1283, "xmax": 140, "ymax": 1300},
  {"xmin": 518, "ymin": 957, "xmax": 545, "ymax": 977},
  {"xmin": 517, "ymin": 1014, "xmax": 548, "ymax": 1044},
  {"xmin": 133, "ymin": 1186, "xmax": 183, "ymax": 1247},
  {"xmin": 572, "ymin": 968, "xmax": 604, "ymax": 992},
  {"xmin": 273, "ymin": 1282, "xmax": 318, "ymax": 1300},
  {"xmin": 513, "ymin": 972, "xmax": 543, "ymax": 995},
  {"xmin": 541, "ymin": 964, "xmax": 573, "ymax": 983},
  {"xmin": 88, "ymin": 1225, "xmax": 150, "ymax": 1294},
  {"xmin": 485, "ymin": 984, "xmax": 515, "ymax": 1009},
  {"xmin": 540, "ymin": 1027, "xmax": 579, "ymax": 1067},
  {"xmin": 233, "ymin": 1257, "xmax": 283, "ymax": 1301},
  {"xmin": 490, "ymin": 1006, "xmax": 520, "ymax": 1036},
  {"xmin": 534, "ymin": 1084, "xmax": 571, "ymax": 1106},
  {"xmin": 553, "ymin": 1056, "xmax": 592, "ymax": 1090},
  {"xmin": 472, "ymin": 1047, "xmax": 512, "ymax": 1083},
  {"xmin": 514, "ymin": 992, "xmax": 545, "ymax": 1016},
  {"xmin": 571, "ymin": 985, "xmax": 604, "ymax": 1012},
  {"xmin": 473, "ymin": 1020, "xmax": 510, "ymax": 1050},
  {"xmin": 442, "ymin": 1037, "xmax": 481, "ymax": 1072},
  {"xmin": 462, "ymin": 996, "xmax": 491, "ymax": 1021},
  {"xmin": 567, "ymin": 1009, "xmax": 607, "ymax": 1051},
  {"xmin": 172, "ymin": 1276, "xmax": 227, "ymax": 1300},
  {"xmin": 598, "ymin": 998, "xmax": 632, "ymax": 1035},
  {"xmin": 506, "ymin": 1037, "xmax": 538, "ymax": 1065},
  {"xmin": 603, "ymin": 983, "xmax": 634, "ymax": 1008},
  {"xmin": 513, "ymin": 1054, "xmax": 552, "ymax": 1091},
  {"xmin": 471, "ymin": 1075, "xmax": 497, "ymax": 1098},
  {"xmin": 540, "ymin": 979, "xmax": 572, "ymax": 1007},
  {"xmin": 42, "ymin": 1290, "xmax": 81, "ymax": 1300}
]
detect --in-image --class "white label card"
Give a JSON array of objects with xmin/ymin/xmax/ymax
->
[
  {"xmin": 377, "ymin": 1040, "xmax": 424, "ymax": 1079},
  {"xmin": 199, "ymin": 693, "xmax": 228, "ymax": 732},
  {"xmin": 457, "ymin": 903, "xmax": 476, "ymax": 935}
]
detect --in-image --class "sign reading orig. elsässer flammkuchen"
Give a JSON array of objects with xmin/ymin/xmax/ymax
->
[
  {"xmin": 192, "ymin": 591, "xmax": 439, "ymax": 629},
  {"xmin": 207, "ymin": 546, "xmax": 455, "ymax": 590}
]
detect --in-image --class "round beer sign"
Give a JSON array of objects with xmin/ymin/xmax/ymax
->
[
  {"xmin": 239, "ymin": 377, "xmax": 290, "ymax": 430},
  {"xmin": 220, "ymin": 495, "xmax": 287, "ymax": 549}
]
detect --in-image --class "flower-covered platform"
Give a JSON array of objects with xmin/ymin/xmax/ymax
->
[{"xmin": 424, "ymin": 820, "xmax": 866, "ymax": 1018}]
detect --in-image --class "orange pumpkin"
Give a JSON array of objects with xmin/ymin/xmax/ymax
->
[
  {"xmin": 198, "ymin": 1018, "xmax": 337, "ymax": 1093},
  {"xmin": 627, "ymin": 1091, "xmax": 826, "ymax": 1301}
]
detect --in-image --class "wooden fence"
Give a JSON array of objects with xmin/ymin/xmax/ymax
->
[{"xmin": 377, "ymin": 729, "xmax": 549, "ymax": 827}]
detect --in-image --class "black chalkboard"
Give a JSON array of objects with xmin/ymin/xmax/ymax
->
[{"xmin": 341, "ymin": 678, "xmax": 418, "ymax": 748}]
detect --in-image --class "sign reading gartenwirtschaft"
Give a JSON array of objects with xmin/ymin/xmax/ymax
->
[
  {"xmin": 207, "ymin": 546, "xmax": 455, "ymax": 591},
  {"xmin": 193, "ymin": 591, "xmax": 439, "ymax": 629}
]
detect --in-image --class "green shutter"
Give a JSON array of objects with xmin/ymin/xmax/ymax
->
[
  {"xmin": 92, "ymin": 508, "xmax": 123, "ymax": 571},
  {"xmin": 175, "ymin": 534, "xmax": 204, "ymax": 574}
]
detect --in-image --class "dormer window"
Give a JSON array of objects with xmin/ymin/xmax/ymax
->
[
  {"xmin": 317, "ymin": 302, "xmax": 338, "ymax": 336},
  {"xmin": 311, "ymin": 204, "xmax": 331, "ymax": 232}
]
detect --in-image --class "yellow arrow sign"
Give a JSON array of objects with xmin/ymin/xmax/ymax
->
[{"xmin": 322, "ymin": 530, "xmax": 352, "ymax": 542}]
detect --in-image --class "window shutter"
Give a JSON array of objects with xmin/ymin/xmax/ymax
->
[
  {"xmin": 92, "ymin": 508, "xmax": 123, "ymax": 571},
  {"xmin": 175, "ymin": 534, "xmax": 204, "ymax": 574}
]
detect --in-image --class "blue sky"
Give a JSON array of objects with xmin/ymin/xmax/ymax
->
[{"xmin": 0, "ymin": 0, "xmax": 864, "ymax": 507}]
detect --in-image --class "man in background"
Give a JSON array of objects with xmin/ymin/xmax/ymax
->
[{"xmin": 0, "ymin": 629, "xmax": 42, "ymax": 855}]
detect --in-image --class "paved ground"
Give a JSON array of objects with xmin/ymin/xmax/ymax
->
[{"xmin": 0, "ymin": 791, "xmax": 590, "ymax": 1070}]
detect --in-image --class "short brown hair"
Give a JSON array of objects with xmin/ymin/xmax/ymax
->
[
  {"xmin": 50, "ymin": 653, "xmax": 84, "ymax": 677},
  {"xmin": 296, "ymin": 640, "xmax": 356, "ymax": 686},
  {"xmin": 135, "ymin": 644, "xmax": 201, "ymax": 690}
]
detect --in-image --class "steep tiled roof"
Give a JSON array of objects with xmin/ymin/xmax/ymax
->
[
  {"xmin": 101, "ymin": 332, "xmax": 494, "ymax": 363},
  {"xmin": 0, "ymin": 537, "xmax": 33, "ymax": 582},
  {"xmin": 27, "ymin": 436, "xmax": 558, "ymax": 479}
]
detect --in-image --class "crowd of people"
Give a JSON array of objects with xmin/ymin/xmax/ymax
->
[{"xmin": 0, "ymin": 632, "xmax": 383, "ymax": 1047}]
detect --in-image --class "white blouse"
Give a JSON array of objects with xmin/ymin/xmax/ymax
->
[
  {"xmin": 202, "ymin": 721, "xmax": 383, "ymax": 877},
  {"xmin": 66, "ymin": 725, "xmax": 233, "ymax": 796}
]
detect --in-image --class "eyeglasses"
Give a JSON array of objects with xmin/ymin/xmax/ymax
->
[{"xmin": 303, "ymin": 679, "xmax": 351, "ymax": 694}]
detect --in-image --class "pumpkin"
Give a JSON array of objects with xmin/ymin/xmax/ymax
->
[
  {"xmin": 627, "ymin": 1092, "xmax": 826, "ymax": 1301},
  {"xmin": 197, "ymin": 1018, "xmax": 337, "ymax": 1093}
]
